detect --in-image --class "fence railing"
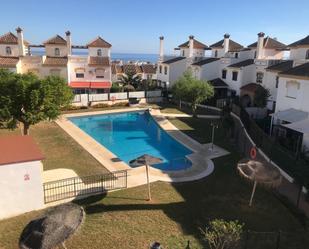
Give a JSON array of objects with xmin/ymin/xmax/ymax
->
[
  {"xmin": 231, "ymin": 104, "xmax": 309, "ymax": 187},
  {"xmin": 43, "ymin": 170, "xmax": 127, "ymax": 203},
  {"xmin": 74, "ymin": 90, "xmax": 162, "ymax": 104}
]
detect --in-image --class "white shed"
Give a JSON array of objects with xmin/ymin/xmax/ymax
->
[{"xmin": 0, "ymin": 135, "xmax": 45, "ymax": 220}]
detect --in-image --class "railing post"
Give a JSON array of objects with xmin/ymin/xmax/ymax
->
[
  {"xmin": 276, "ymin": 230, "xmax": 281, "ymax": 249},
  {"xmin": 73, "ymin": 178, "xmax": 77, "ymax": 196}
]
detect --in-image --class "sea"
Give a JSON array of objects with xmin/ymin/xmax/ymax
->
[{"xmin": 30, "ymin": 49, "xmax": 158, "ymax": 63}]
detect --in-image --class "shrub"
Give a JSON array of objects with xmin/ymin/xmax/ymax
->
[
  {"xmin": 200, "ymin": 219, "xmax": 244, "ymax": 249},
  {"xmin": 124, "ymin": 84, "xmax": 135, "ymax": 92},
  {"xmin": 91, "ymin": 103, "xmax": 110, "ymax": 108},
  {"xmin": 110, "ymin": 83, "xmax": 122, "ymax": 93}
]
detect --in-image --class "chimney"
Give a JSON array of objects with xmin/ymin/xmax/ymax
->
[
  {"xmin": 16, "ymin": 27, "xmax": 25, "ymax": 56},
  {"xmin": 189, "ymin": 35, "xmax": 194, "ymax": 58},
  {"xmin": 159, "ymin": 36, "xmax": 164, "ymax": 61},
  {"xmin": 65, "ymin": 30, "xmax": 72, "ymax": 56},
  {"xmin": 223, "ymin": 33, "xmax": 230, "ymax": 55},
  {"xmin": 256, "ymin": 32, "xmax": 265, "ymax": 59}
]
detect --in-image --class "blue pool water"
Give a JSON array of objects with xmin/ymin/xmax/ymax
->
[{"xmin": 69, "ymin": 111, "xmax": 192, "ymax": 171}]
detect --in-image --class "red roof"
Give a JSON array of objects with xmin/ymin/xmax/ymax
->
[
  {"xmin": 69, "ymin": 81, "xmax": 111, "ymax": 89},
  {"xmin": 0, "ymin": 135, "xmax": 44, "ymax": 166}
]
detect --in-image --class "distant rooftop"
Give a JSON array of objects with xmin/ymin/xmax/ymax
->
[
  {"xmin": 228, "ymin": 59, "xmax": 255, "ymax": 68},
  {"xmin": 0, "ymin": 136, "xmax": 44, "ymax": 166}
]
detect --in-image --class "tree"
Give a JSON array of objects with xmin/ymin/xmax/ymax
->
[
  {"xmin": 200, "ymin": 219, "xmax": 244, "ymax": 249},
  {"xmin": 172, "ymin": 70, "xmax": 214, "ymax": 116},
  {"xmin": 0, "ymin": 69, "xmax": 73, "ymax": 135},
  {"xmin": 119, "ymin": 71, "xmax": 141, "ymax": 90},
  {"xmin": 254, "ymin": 86, "xmax": 270, "ymax": 108}
]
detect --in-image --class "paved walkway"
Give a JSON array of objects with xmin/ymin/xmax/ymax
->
[
  {"xmin": 161, "ymin": 112, "xmax": 220, "ymax": 119},
  {"xmin": 55, "ymin": 107, "xmax": 229, "ymax": 186}
]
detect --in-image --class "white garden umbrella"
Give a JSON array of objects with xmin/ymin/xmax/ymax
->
[
  {"xmin": 129, "ymin": 154, "xmax": 163, "ymax": 201},
  {"xmin": 237, "ymin": 159, "xmax": 282, "ymax": 206}
]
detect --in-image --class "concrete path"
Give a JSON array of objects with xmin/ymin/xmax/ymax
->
[
  {"xmin": 160, "ymin": 112, "xmax": 220, "ymax": 119},
  {"xmin": 52, "ymin": 107, "xmax": 229, "ymax": 195}
]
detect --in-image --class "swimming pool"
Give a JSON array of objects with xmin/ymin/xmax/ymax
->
[{"xmin": 69, "ymin": 111, "xmax": 193, "ymax": 171}]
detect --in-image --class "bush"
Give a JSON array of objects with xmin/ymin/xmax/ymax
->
[
  {"xmin": 91, "ymin": 103, "xmax": 110, "ymax": 108},
  {"xmin": 200, "ymin": 219, "xmax": 244, "ymax": 249},
  {"xmin": 110, "ymin": 83, "xmax": 122, "ymax": 93},
  {"xmin": 61, "ymin": 105, "xmax": 84, "ymax": 111},
  {"xmin": 124, "ymin": 84, "xmax": 135, "ymax": 92},
  {"xmin": 112, "ymin": 101, "xmax": 129, "ymax": 107}
]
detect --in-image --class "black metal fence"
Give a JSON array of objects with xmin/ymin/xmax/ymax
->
[
  {"xmin": 231, "ymin": 104, "xmax": 309, "ymax": 187},
  {"xmin": 43, "ymin": 170, "xmax": 127, "ymax": 203},
  {"xmin": 241, "ymin": 230, "xmax": 308, "ymax": 249}
]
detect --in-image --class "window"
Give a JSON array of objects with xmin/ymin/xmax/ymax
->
[
  {"xmin": 275, "ymin": 76, "xmax": 279, "ymax": 88},
  {"xmin": 164, "ymin": 66, "xmax": 168, "ymax": 75},
  {"xmin": 306, "ymin": 49, "xmax": 309, "ymax": 59},
  {"xmin": 182, "ymin": 50, "xmax": 185, "ymax": 56},
  {"xmin": 254, "ymin": 51, "xmax": 257, "ymax": 59},
  {"xmin": 50, "ymin": 69, "xmax": 61, "ymax": 76},
  {"xmin": 222, "ymin": 69, "xmax": 227, "ymax": 79},
  {"xmin": 256, "ymin": 72, "xmax": 264, "ymax": 83},
  {"xmin": 159, "ymin": 65, "xmax": 162, "ymax": 74},
  {"xmin": 97, "ymin": 49, "xmax": 102, "ymax": 56},
  {"xmin": 286, "ymin": 81, "xmax": 299, "ymax": 99},
  {"xmin": 54, "ymin": 48, "xmax": 60, "ymax": 56},
  {"xmin": 96, "ymin": 68, "xmax": 105, "ymax": 78},
  {"xmin": 232, "ymin": 71, "xmax": 238, "ymax": 81},
  {"xmin": 214, "ymin": 50, "xmax": 218, "ymax": 58},
  {"xmin": 235, "ymin": 52, "xmax": 238, "ymax": 58},
  {"xmin": 76, "ymin": 73, "xmax": 84, "ymax": 78},
  {"xmin": 5, "ymin": 46, "xmax": 11, "ymax": 55}
]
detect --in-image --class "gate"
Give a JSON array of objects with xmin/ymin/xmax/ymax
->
[{"xmin": 43, "ymin": 170, "xmax": 127, "ymax": 203}]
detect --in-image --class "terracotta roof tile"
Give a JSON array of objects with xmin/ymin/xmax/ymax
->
[
  {"xmin": 0, "ymin": 135, "xmax": 44, "ymax": 166},
  {"xmin": 88, "ymin": 56, "xmax": 110, "ymax": 66},
  {"xmin": 43, "ymin": 56, "xmax": 68, "ymax": 67},
  {"xmin": 288, "ymin": 35, "xmax": 309, "ymax": 48},
  {"xmin": 209, "ymin": 78, "xmax": 228, "ymax": 88},
  {"xmin": 191, "ymin": 57, "xmax": 220, "ymax": 66},
  {"xmin": 210, "ymin": 39, "xmax": 243, "ymax": 52},
  {"xmin": 0, "ymin": 32, "xmax": 29, "ymax": 46},
  {"xmin": 228, "ymin": 59, "xmax": 255, "ymax": 68},
  {"xmin": 141, "ymin": 64, "xmax": 156, "ymax": 74},
  {"xmin": 87, "ymin": 37, "xmax": 112, "ymax": 48},
  {"xmin": 240, "ymin": 83, "xmax": 263, "ymax": 92},
  {"xmin": 122, "ymin": 64, "xmax": 142, "ymax": 74},
  {"xmin": 178, "ymin": 39, "xmax": 208, "ymax": 50},
  {"xmin": 111, "ymin": 64, "xmax": 123, "ymax": 74},
  {"xmin": 247, "ymin": 37, "xmax": 286, "ymax": 50},
  {"xmin": 162, "ymin": 57, "xmax": 186, "ymax": 64},
  {"xmin": 0, "ymin": 56, "xmax": 19, "ymax": 67},
  {"xmin": 279, "ymin": 62, "xmax": 309, "ymax": 78},
  {"xmin": 266, "ymin": 60, "xmax": 294, "ymax": 72},
  {"xmin": 44, "ymin": 35, "xmax": 67, "ymax": 45}
]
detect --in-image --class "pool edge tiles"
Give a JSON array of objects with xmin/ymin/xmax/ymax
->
[{"xmin": 69, "ymin": 110, "xmax": 193, "ymax": 171}]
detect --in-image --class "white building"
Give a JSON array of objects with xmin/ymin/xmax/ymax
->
[
  {"xmin": 156, "ymin": 35, "xmax": 208, "ymax": 87},
  {"xmin": 0, "ymin": 27, "xmax": 113, "ymax": 93},
  {"xmin": 271, "ymin": 35, "xmax": 309, "ymax": 151}
]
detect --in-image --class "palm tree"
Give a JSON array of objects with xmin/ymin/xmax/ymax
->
[{"xmin": 119, "ymin": 71, "xmax": 142, "ymax": 90}]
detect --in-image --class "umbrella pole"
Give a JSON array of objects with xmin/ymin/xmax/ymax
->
[
  {"xmin": 249, "ymin": 180, "xmax": 257, "ymax": 207},
  {"xmin": 146, "ymin": 164, "xmax": 151, "ymax": 201}
]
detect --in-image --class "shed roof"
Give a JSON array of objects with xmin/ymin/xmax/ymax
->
[{"xmin": 0, "ymin": 135, "xmax": 44, "ymax": 166}]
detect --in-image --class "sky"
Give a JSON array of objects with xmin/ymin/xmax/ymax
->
[{"xmin": 1, "ymin": 0, "xmax": 308, "ymax": 54}]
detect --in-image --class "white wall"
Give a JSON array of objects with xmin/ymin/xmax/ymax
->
[
  {"xmin": 239, "ymin": 49, "xmax": 256, "ymax": 60},
  {"xmin": 179, "ymin": 48, "xmax": 204, "ymax": 58},
  {"xmin": 69, "ymin": 56, "xmax": 111, "ymax": 82},
  {"xmin": 0, "ymin": 44, "xmax": 19, "ymax": 57},
  {"xmin": 263, "ymin": 71, "xmax": 278, "ymax": 106},
  {"xmin": 88, "ymin": 47, "xmax": 111, "ymax": 57},
  {"xmin": 0, "ymin": 161, "xmax": 44, "ymax": 220},
  {"xmin": 200, "ymin": 60, "xmax": 221, "ymax": 80},
  {"xmin": 45, "ymin": 45, "xmax": 68, "ymax": 57},
  {"xmin": 289, "ymin": 47, "xmax": 309, "ymax": 60},
  {"xmin": 168, "ymin": 59, "xmax": 188, "ymax": 86},
  {"xmin": 276, "ymin": 77, "xmax": 309, "ymax": 113}
]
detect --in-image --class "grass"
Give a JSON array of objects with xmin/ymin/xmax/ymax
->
[
  {"xmin": 0, "ymin": 122, "xmax": 108, "ymax": 176},
  {"xmin": 0, "ymin": 104, "xmax": 308, "ymax": 248}
]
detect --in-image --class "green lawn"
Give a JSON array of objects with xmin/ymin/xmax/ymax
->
[
  {"xmin": 0, "ymin": 105, "xmax": 308, "ymax": 248},
  {"xmin": 0, "ymin": 122, "xmax": 108, "ymax": 176}
]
